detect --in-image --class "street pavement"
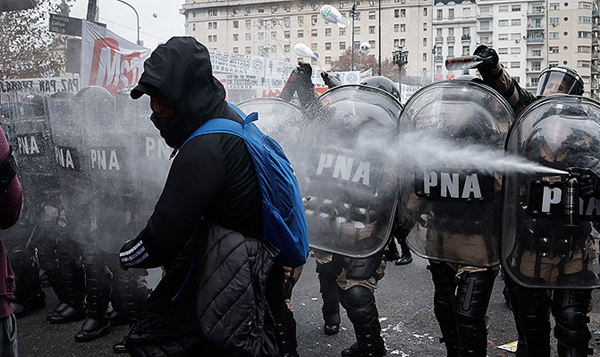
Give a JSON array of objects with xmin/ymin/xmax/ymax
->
[{"xmin": 17, "ymin": 254, "xmax": 600, "ymax": 356}]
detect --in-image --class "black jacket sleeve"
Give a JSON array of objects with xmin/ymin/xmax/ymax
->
[{"xmin": 120, "ymin": 134, "xmax": 227, "ymax": 268}]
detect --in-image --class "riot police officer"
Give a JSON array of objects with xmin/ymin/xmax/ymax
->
[{"xmin": 476, "ymin": 46, "xmax": 596, "ymax": 357}]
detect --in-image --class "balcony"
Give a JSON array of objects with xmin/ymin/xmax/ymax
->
[
  {"xmin": 436, "ymin": 36, "xmax": 443, "ymax": 43},
  {"xmin": 477, "ymin": 12, "xmax": 492, "ymax": 19},
  {"xmin": 527, "ymin": 37, "xmax": 544, "ymax": 44},
  {"xmin": 527, "ymin": 9, "xmax": 545, "ymax": 16},
  {"xmin": 435, "ymin": 55, "xmax": 443, "ymax": 61},
  {"xmin": 526, "ymin": 67, "xmax": 543, "ymax": 74},
  {"xmin": 477, "ymin": 27, "xmax": 492, "ymax": 33},
  {"xmin": 527, "ymin": 24, "xmax": 544, "ymax": 30},
  {"xmin": 461, "ymin": 34, "xmax": 471, "ymax": 41},
  {"xmin": 447, "ymin": 36, "xmax": 455, "ymax": 43}
]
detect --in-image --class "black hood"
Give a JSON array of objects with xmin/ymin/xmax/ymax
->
[{"xmin": 131, "ymin": 37, "xmax": 228, "ymax": 148}]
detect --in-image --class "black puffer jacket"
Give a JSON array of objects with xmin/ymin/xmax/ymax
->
[{"xmin": 120, "ymin": 37, "xmax": 279, "ymax": 356}]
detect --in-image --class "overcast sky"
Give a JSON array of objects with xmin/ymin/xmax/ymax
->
[{"xmin": 68, "ymin": 0, "xmax": 186, "ymax": 50}]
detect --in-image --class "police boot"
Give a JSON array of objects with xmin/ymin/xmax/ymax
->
[
  {"xmin": 429, "ymin": 263, "xmax": 459, "ymax": 357},
  {"xmin": 75, "ymin": 262, "xmax": 111, "ymax": 342},
  {"xmin": 9, "ymin": 245, "xmax": 46, "ymax": 318},
  {"xmin": 340, "ymin": 286, "xmax": 386, "ymax": 357},
  {"xmin": 454, "ymin": 270, "xmax": 495, "ymax": 357},
  {"xmin": 553, "ymin": 289, "xmax": 594, "ymax": 357},
  {"xmin": 516, "ymin": 285, "xmax": 551, "ymax": 357},
  {"xmin": 42, "ymin": 240, "xmax": 86, "ymax": 324},
  {"xmin": 317, "ymin": 262, "xmax": 341, "ymax": 335}
]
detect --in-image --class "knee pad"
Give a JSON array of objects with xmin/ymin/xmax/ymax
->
[
  {"xmin": 429, "ymin": 263, "xmax": 457, "ymax": 311},
  {"xmin": 454, "ymin": 270, "xmax": 495, "ymax": 319},
  {"xmin": 552, "ymin": 289, "xmax": 592, "ymax": 350},
  {"xmin": 340, "ymin": 285, "xmax": 378, "ymax": 326}
]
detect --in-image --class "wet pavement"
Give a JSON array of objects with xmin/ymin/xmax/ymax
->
[{"xmin": 17, "ymin": 254, "xmax": 600, "ymax": 356}]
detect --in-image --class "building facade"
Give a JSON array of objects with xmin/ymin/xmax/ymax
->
[{"xmin": 181, "ymin": 0, "xmax": 600, "ymax": 97}]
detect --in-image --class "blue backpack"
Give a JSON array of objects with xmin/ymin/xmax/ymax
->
[{"xmin": 182, "ymin": 104, "xmax": 309, "ymax": 268}]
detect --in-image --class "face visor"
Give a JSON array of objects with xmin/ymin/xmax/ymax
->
[{"xmin": 536, "ymin": 69, "xmax": 584, "ymax": 97}]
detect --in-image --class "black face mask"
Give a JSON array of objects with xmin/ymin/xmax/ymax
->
[{"xmin": 150, "ymin": 114, "xmax": 190, "ymax": 149}]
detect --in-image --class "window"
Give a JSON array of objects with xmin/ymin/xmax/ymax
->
[
  {"xmin": 499, "ymin": 5, "xmax": 509, "ymax": 12},
  {"xmin": 298, "ymin": 16, "xmax": 304, "ymax": 26},
  {"xmin": 401, "ymin": 9, "xmax": 406, "ymax": 17},
  {"xmin": 284, "ymin": 31, "xmax": 290, "ymax": 39},
  {"xmin": 448, "ymin": 9, "xmax": 454, "ymax": 19},
  {"xmin": 400, "ymin": 39, "xmax": 406, "ymax": 46},
  {"xmin": 550, "ymin": 17, "xmax": 559, "ymax": 25},
  {"xmin": 498, "ymin": 33, "xmax": 508, "ymax": 40},
  {"xmin": 531, "ymin": 61, "xmax": 541, "ymax": 71},
  {"xmin": 549, "ymin": 32, "xmax": 559, "ymax": 39},
  {"xmin": 437, "ymin": 28, "xmax": 442, "ymax": 37},
  {"xmin": 578, "ymin": 45, "xmax": 591, "ymax": 53},
  {"xmin": 513, "ymin": 76, "xmax": 520, "ymax": 83},
  {"xmin": 480, "ymin": 6, "xmax": 490, "ymax": 16},
  {"xmin": 510, "ymin": 62, "xmax": 520, "ymax": 68},
  {"xmin": 448, "ymin": 46, "xmax": 454, "ymax": 56},
  {"xmin": 448, "ymin": 28, "xmax": 454, "ymax": 36},
  {"xmin": 369, "ymin": 11, "xmax": 376, "ymax": 19},
  {"xmin": 480, "ymin": 35, "xmax": 490, "ymax": 44},
  {"xmin": 298, "ymin": 3, "xmax": 304, "ymax": 11},
  {"xmin": 394, "ymin": 9, "xmax": 399, "ymax": 18},
  {"xmin": 550, "ymin": 3, "xmax": 559, "ymax": 9},
  {"xmin": 369, "ymin": 26, "xmax": 375, "ymax": 34},
  {"xmin": 258, "ymin": 7, "xmax": 264, "ymax": 13},
  {"xmin": 233, "ymin": 20, "xmax": 239, "ymax": 28},
  {"xmin": 311, "ymin": 43, "xmax": 317, "ymax": 51},
  {"xmin": 340, "ymin": 28, "xmax": 346, "ymax": 35},
  {"xmin": 271, "ymin": 31, "xmax": 277, "ymax": 39},
  {"xmin": 192, "ymin": 11, "xmax": 196, "ymax": 18},
  {"xmin": 192, "ymin": 23, "xmax": 196, "ymax": 31},
  {"xmin": 531, "ymin": 19, "xmax": 541, "ymax": 28},
  {"xmin": 463, "ymin": 8, "xmax": 470, "ymax": 17},
  {"xmin": 354, "ymin": 41, "xmax": 360, "ymax": 49},
  {"xmin": 394, "ymin": 24, "xmax": 399, "ymax": 32},
  {"xmin": 579, "ymin": 16, "xmax": 592, "ymax": 23},
  {"xmin": 577, "ymin": 60, "xmax": 591, "ymax": 67},
  {"xmin": 209, "ymin": 22, "xmax": 213, "ymax": 29},
  {"xmin": 340, "ymin": 42, "xmax": 346, "ymax": 50},
  {"xmin": 394, "ymin": 39, "xmax": 399, "ymax": 47},
  {"xmin": 246, "ymin": 20, "xmax": 251, "ymax": 29},
  {"xmin": 271, "ymin": 6, "xmax": 277, "ymax": 13},
  {"xmin": 480, "ymin": 21, "xmax": 490, "ymax": 30},
  {"xmin": 423, "ymin": 38, "xmax": 427, "ymax": 46},
  {"xmin": 354, "ymin": 27, "xmax": 361, "ymax": 35},
  {"xmin": 423, "ymin": 53, "xmax": 427, "ymax": 61},
  {"xmin": 579, "ymin": 31, "xmax": 592, "ymax": 38},
  {"xmin": 498, "ymin": 48, "xmax": 508, "ymax": 54},
  {"xmin": 511, "ymin": 33, "xmax": 520, "ymax": 40},
  {"xmin": 326, "ymin": 28, "xmax": 332, "ymax": 36},
  {"xmin": 325, "ymin": 57, "xmax": 332, "ymax": 65},
  {"xmin": 511, "ymin": 47, "xmax": 521, "ymax": 54},
  {"xmin": 233, "ymin": 47, "xmax": 238, "ymax": 53},
  {"xmin": 580, "ymin": 2, "xmax": 592, "ymax": 9},
  {"xmin": 437, "ymin": 9, "xmax": 442, "ymax": 20},
  {"xmin": 511, "ymin": 19, "xmax": 521, "ymax": 26},
  {"xmin": 233, "ymin": 34, "xmax": 239, "ymax": 41},
  {"xmin": 209, "ymin": 9, "xmax": 218, "ymax": 16},
  {"xmin": 245, "ymin": 46, "xmax": 251, "ymax": 54},
  {"xmin": 462, "ymin": 45, "xmax": 469, "ymax": 55},
  {"xmin": 369, "ymin": 40, "xmax": 375, "ymax": 48},
  {"xmin": 311, "ymin": 15, "xmax": 318, "ymax": 25},
  {"xmin": 325, "ymin": 42, "xmax": 332, "ymax": 50},
  {"xmin": 532, "ymin": 49, "xmax": 541, "ymax": 56},
  {"xmin": 285, "ymin": 5, "xmax": 291, "ymax": 12},
  {"xmin": 423, "ymin": 23, "xmax": 427, "ymax": 31},
  {"xmin": 297, "ymin": 30, "xmax": 304, "ymax": 38},
  {"xmin": 549, "ymin": 46, "xmax": 559, "ymax": 53},
  {"xmin": 311, "ymin": 29, "xmax": 318, "ymax": 37},
  {"xmin": 355, "ymin": 12, "xmax": 361, "ymax": 20},
  {"xmin": 283, "ymin": 17, "xmax": 290, "ymax": 27},
  {"xmin": 499, "ymin": 20, "xmax": 509, "ymax": 27},
  {"xmin": 208, "ymin": 35, "xmax": 216, "ymax": 42},
  {"xmin": 531, "ymin": 77, "xmax": 539, "ymax": 86},
  {"xmin": 246, "ymin": 33, "xmax": 251, "ymax": 40},
  {"xmin": 340, "ymin": 1, "xmax": 347, "ymax": 8},
  {"xmin": 400, "ymin": 24, "xmax": 406, "ymax": 32},
  {"xmin": 511, "ymin": 4, "xmax": 521, "ymax": 11},
  {"xmin": 423, "ymin": 8, "xmax": 427, "ymax": 16}
]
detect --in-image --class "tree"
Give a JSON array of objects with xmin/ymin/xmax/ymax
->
[
  {"xmin": 0, "ymin": 0, "xmax": 70, "ymax": 79},
  {"xmin": 329, "ymin": 48, "xmax": 378, "ymax": 73}
]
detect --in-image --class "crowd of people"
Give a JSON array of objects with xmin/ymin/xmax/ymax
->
[{"xmin": 0, "ymin": 36, "xmax": 599, "ymax": 357}]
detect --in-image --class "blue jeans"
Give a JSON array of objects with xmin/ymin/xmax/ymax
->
[{"xmin": 0, "ymin": 313, "xmax": 17, "ymax": 357}]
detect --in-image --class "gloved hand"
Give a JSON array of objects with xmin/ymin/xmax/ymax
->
[
  {"xmin": 296, "ymin": 62, "xmax": 313, "ymax": 85},
  {"xmin": 570, "ymin": 168, "xmax": 600, "ymax": 199},
  {"xmin": 473, "ymin": 45, "xmax": 500, "ymax": 80},
  {"xmin": 321, "ymin": 71, "xmax": 342, "ymax": 88}
]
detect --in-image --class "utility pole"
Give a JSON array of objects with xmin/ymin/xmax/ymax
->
[
  {"xmin": 86, "ymin": 0, "xmax": 98, "ymax": 22},
  {"xmin": 378, "ymin": 0, "xmax": 381, "ymax": 75},
  {"xmin": 351, "ymin": 4, "xmax": 356, "ymax": 71}
]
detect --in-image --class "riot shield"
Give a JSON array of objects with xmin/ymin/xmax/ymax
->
[
  {"xmin": 294, "ymin": 84, "xmax": 402, "ymax": 257},
  {"xmin": 79, "ymin": 91, "xmax": 139, "ymax": 254},
  {"xmin": 236, "ymin": 98, "xmax": 304, "ymax": 158},
  {"xmin": 12, "ymin": 95, "xmax": 61, "ymax": 227},
  {"xmin": 46, "ymin": 95, "xmax": 95, "ymax": 245},
  {"xmin": 400, "ymin": 80, "xmax": 514, "ymax": 267},
  {"xmin": 502, "ymin": 95, "xmax": 600, "ymax": 288}
]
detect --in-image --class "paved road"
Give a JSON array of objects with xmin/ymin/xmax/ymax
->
[{"xmin": 17, "ymin": 254, "xmax": 600, "ymax": 356}]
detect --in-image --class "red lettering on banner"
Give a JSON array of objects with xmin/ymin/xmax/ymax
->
[{"xmin": 89, "ymin": 37, "xmax": 142, "ymax": 94}]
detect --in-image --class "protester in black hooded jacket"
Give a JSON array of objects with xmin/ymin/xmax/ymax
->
[{"xmin": 118, "ymin": 37, "xmax": 285, "ymax": 357}]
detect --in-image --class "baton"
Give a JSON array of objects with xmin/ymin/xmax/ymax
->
[{"xmin": 445, "ymin": 55, "xmax": 494, "ymax": 71}]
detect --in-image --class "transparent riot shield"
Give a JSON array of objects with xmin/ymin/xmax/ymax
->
[
  {"xmin": 80, "ymin": 93, "xmax": 139, "ymax": 254},
  {"xmin": 46, "ymin": 96, "xmax": 95, "ymax": 245},
  {"xmin": 294, "ymin": 84, "xmax": 402, "ymax": 257},
  {"xmin": 503, "ymin": 95, "xmax": 600, "ymax": 288},
  {"xmin": 236, "ymin": 98, "xmax": 304, "ymax": 158},
  {"xmin": 400, "ymin": 80, "xmax": 514, "ymax": 267}
]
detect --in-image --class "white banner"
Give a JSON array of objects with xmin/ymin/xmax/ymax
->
[
  {"xmin": 401, "ymin": 83, "xmax": 422, "ymax": 104},
  {"xmin": 80, "ymin": 21, "xmax": 151, "ymax": 94},
  {"xmin": 0, "ymin": 76, "xmax": 80, "ymax": 104}
]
